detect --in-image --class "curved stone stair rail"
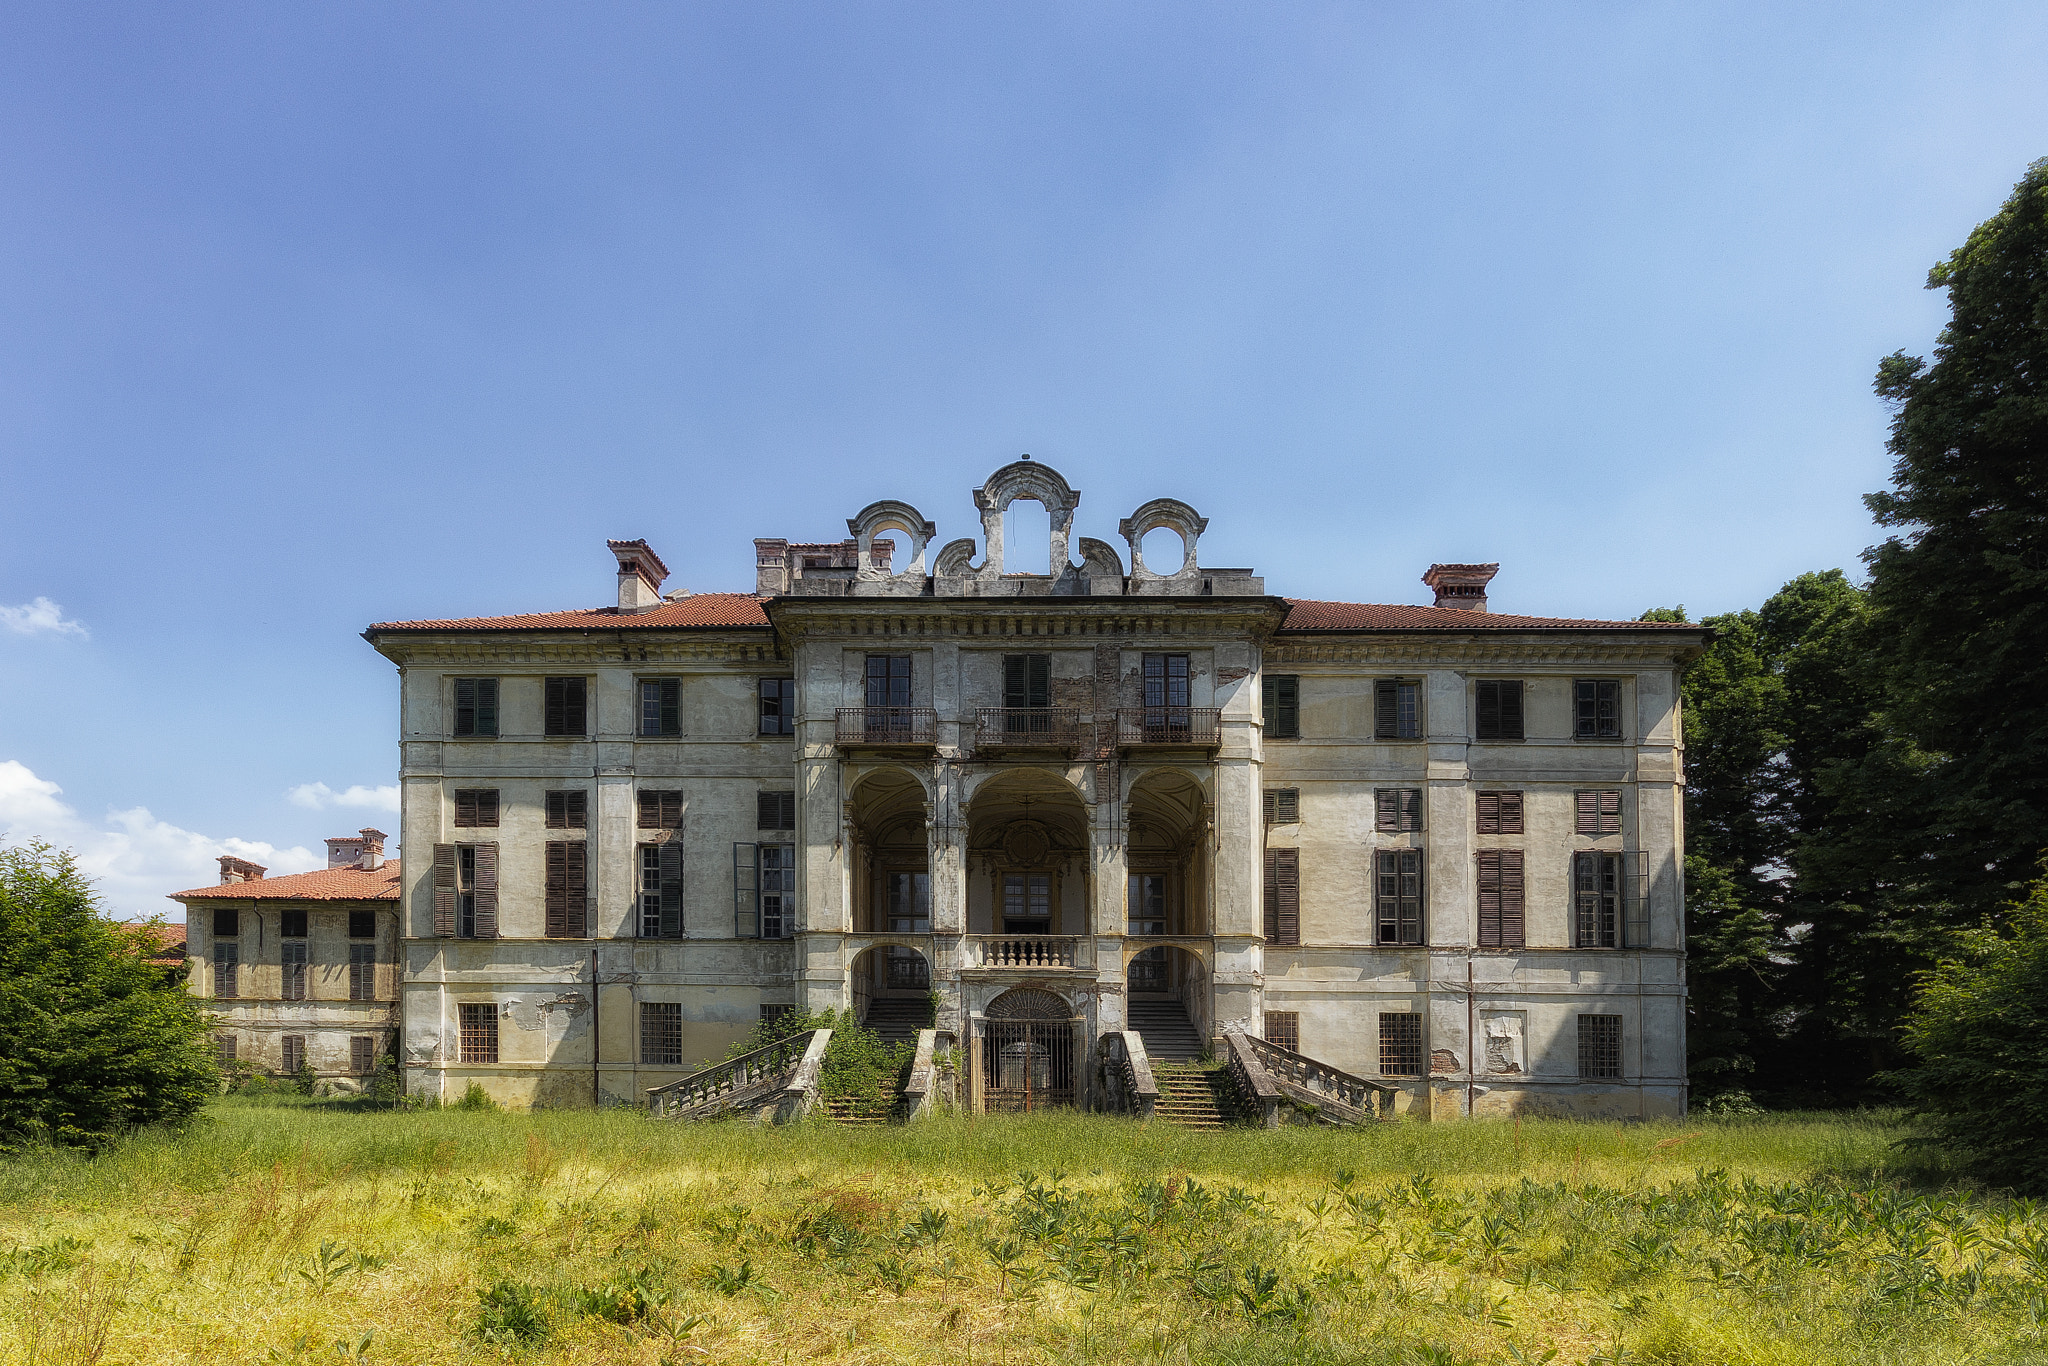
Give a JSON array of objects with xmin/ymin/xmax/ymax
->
[{"xmin": 646, "ymin": 1028, "xmax": 831, "ymax": 1123}]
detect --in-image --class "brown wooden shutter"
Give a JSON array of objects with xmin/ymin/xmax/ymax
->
[
  {"xmin": 1500, "ymin": 791, "xmax": 1524, "ymax": 834},
  {"xmin": 479, "ymin": 789, "xmax": 498, "ymax": 827},
  {"xmin": 1576, "ymin": 790, "xmax": 1597, "ymax": 834},
  {"xmin": 1263, "ymin": 849, "xmax": 1280, "ymax": 941},
  {"xmin": 1477, "ymin": 792, "xmax": 1499, "ymax": 834},
  {"xmin": 1263, "ymin": 790, "xmax": 1277, "ymax": 824},
  {"xmin": 1375, "ymin": 789, "xmax": 1398, "ymax": 832},
  {"xmin": 455, "ymin": 790, "xmax": 474, "ymax": 827},
  {"xmin": 564, "ymin": 841, "xmax": 587, "ymax": 937},
  {"xmin": 1476, "ymin": 681, "xmax": 1500, "ymax": 738},
  {"xmin": 1599, "ymin": 789, "xmax": 1621, "ymax": 834},
  {"xmin": 1274, "ymin": 848, "xmax": 1299, "ymax": 946},
  {"xmin": 433, "ymin": 843, "xmax": 456, "ymax": 936},
  {"xmin": 1499, "ymin": 850, "xmax": 1524, "ymax": 947},
  {"xmin": 1277, "ymin": 789, "xmax": 1298, "ymax": 823},
  {"xmin": 658, "ymin": 841, "xmax": 684, "ymax": 938},
  {"xmin": 472, "ymin": 843, "xmax": 498, "ymax": 937},
  {"xmin": 1501, "ymin": 681, "xmax": 1524, "ymax": 739},
  {"xmin": 1477, "ymin": 850, "xmax": 1501, "ymax": 946},
  {"xmin": 545, "ymin": 843, "xmax": 568, "ymax": 937},
  {"xmin": 638, "ymin": 790, "xmax": 656, "ymax": 829},
  {"xmin": 1375, "ymin": 679, "xmax": 1396, "ymax": 739}
]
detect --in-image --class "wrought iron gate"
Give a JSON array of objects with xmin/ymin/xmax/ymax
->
[{"xmin": 982, "ymin": 1018, "xmax": 1076, "ymax": 1113}]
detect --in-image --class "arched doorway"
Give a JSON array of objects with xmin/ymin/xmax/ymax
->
[
  {"xmin": 850, "ymin": 943, "xmax": 933, "ymax": 1046},
  {"xmin": 982, "ymin": 987, "xmax": 1079, "ymax": 1113},
  {"xmin": 1126, "ymin": 943, "xmax": 1209, "ymax": 1061}
]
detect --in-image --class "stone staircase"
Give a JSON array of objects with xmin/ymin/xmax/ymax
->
[
  {"xmin": 823, "ymin": 1092, "xmax": 902, "ymax": 1127},
  {"xmin": 1128, "ymin": 998, "xmax": 1204, "ymax": 1062},
  {"xmin": 1130, "ymin": 998, "xmax": 1236, "ymax": 1130},
  {"xmin": 861, "ymin": 996, "xmax": 929, "ymax": 1047}
]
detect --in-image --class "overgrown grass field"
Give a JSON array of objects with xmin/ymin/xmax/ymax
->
[{"xmin": 4, "ymin": 1100, "xmax": 2043, "ymax": 1365}]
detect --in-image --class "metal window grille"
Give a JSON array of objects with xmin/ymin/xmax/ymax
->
[
  {"xmin": 641, "ymin": 1002, "xmax": 684, "ymax": 1067},
  {"xmin": 281, "ymin": 940, "xmax": 308, "ymax": 1001},
  {"xmin": 282, "ymin": 1035, "xmax": 306, "ymax": 1075},
  {"xmin": 1379, "ymin": 1013, "xmax": 1423, "ymax": 1076},
  {"xmin": 213, "ymin": 943, "xmax": 239, "ymax": 998},
  {"xmin": 1264, "ymin": 1011, "xmax": 1300, "ymax": 1052},
  {"xmin": 459, "ymin": 1004, "xmax": 499, "ymax": 1064},
  {"xmin": 759, "ymin": 1004, "xmax": 794, "ymax": 1023},
  {"xmin": 1578, "ymin": 1015, "xmax": 1623, "ymax": 1078},
  {"xmin": 348, "ymin": 943, "xmax": 376, "ymax": 1001},
  {"xmin": 350, "ymin": 1035, "xmax": 376, "ymax": 1075},
  {"xmin": 217, "ymin": 1035, "xmax": 236, "ymax": 1063}
]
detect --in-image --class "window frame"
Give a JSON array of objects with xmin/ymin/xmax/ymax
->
[
  {"xmin": 639, "ymin": 840, "xmax": 684, "ymax": 939},
  {"xmin": 1374, "ymin": 848, "xmax": 1424, "ymax": 945},
  {"xmin": 543, "ymin": 676, "xmax": 589, "ymax": 737},
  {"xmin": 1262, "ymin": 674, "xmax": 1299, "ymax": 738},
  {"xmin": 1263, "ymin": 1010, "xmax": 1301, "ymax": 1052},
  {"xmin": 1474, "ymin": 679, "xmax": 1525, "ymax": 741},
  {"xmin": 758, "ymin": 678, "xmax": 797, "ymax": 736},
  {"xmin": 1578, "ymin": 1014, "xmax": 1623, "ymax": 1079},
  {"xmin": 1573, "ymin": 678, "xmax": 1624, "ymax": 740},
  {"xmin": 1378, "ymin": 1012, "xmax": 1424, "ymax": 1077},
  {"xmin": 452, "ymin": 677, "xmax": 499, "ymax": 738},
  {"xmin": 640, "ymin": 1001, "xmax": 685, "ymax": 1067},
  {"xmin": 458, "ymin": 1003, "xmax": 499, "ymax": 1064},
  {"xmin": 1374, "ymin": 678, "xmax": 1421, "ymax": 740},
  {"xmin": 1000, "ymin": 870, "xmax": 1055, "ymax": 936},
  {"xmin": 639, "ymin": 678, "xmax": 682, "ymax": 737}
]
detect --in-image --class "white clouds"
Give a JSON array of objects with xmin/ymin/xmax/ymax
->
[
  {"xmin": 287, "ymin": 781, "xmax": 401, "ymax": 814},
  {"xmin": 0, "ymin": 596, "xmax": 89, "ymax": 639},
  {"xmin": 0, "ymin": 759, "xmax": 321, "ymax": 919}
]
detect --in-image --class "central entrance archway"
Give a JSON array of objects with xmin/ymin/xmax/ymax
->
[{"xmin": 982, "ymin": 988, "xmax": 1079, "ymax": 1113}]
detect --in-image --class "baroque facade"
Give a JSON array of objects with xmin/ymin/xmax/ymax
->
[{"xmin": 359, "ymin": 460, "xmax": 1706, "ymax": 1117}]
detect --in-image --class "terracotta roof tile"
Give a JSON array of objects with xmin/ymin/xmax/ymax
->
[
  {"xmin": 119, "ymin": 921, "xmax": 189, "ymax": 961},
  {"xmin": 169, "ymin": 861, "xmax": 403, "ymax": 903},
  {"xmin": 366, "ymin": 593, "xmax": 769, "ymax": 633},
  {"xmin": 1278, "ymin": 599, "xmax": 1703, "ymax": 632}
]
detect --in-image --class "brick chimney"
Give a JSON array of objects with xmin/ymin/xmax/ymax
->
[
  {"xmin": 218, "ymin": 855, "xmax": 267, "ymax": 885},
  {"xmin": 359, "ymin": 828, "xmax": 386, "ymax": 869},
  {"xmin": 324, "ymin": 829, "xmax": 388, "ymax": 871},
  {"xmin": 608, "ymin": 539, "xmax": 670, "ymax": 613},
  {"xmin": 1422, "ymin": 563, "xmax": 1500, "ymax": 612}
]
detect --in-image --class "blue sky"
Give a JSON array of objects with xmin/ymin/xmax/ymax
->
[{"xmin": 3, "ymin": 3, "xmax": 2045, "ymax": 916}]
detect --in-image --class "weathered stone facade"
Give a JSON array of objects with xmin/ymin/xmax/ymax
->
[{"xmin": 362, "ymin": 460, "xmax": 1707, "ymax": 1117}]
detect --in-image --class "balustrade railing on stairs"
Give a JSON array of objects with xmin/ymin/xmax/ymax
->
[
  {"xmin": 1099, "ymin": 1031, "xmax": 1159, "ymax": 1120},
  {"xmin": 1222, "ymin": 1030, "xmax": 1396, "ymax": 1126},
  {"xmin": 646, "ymin": 1028, "xmax": 832, "ymax": 1123}
]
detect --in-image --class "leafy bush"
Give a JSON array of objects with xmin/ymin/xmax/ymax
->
[
  {"xmin": 719, "ymin": 1006, "xmax": 911, "ymax": 1102},
  {"xmin": 452, "ymin": 1081, "xmax": 497, "ymax": 1112},
  {"xmin": 0, "ymin": 841, "xmax": 218, "ymax": 1148},
  {"xmin": 1893, "ymin": 861, "xmax": 2048, "ymax": 1192},
  {"xmin": 471, "ymin": 1279, "xmax": 549, "ymax": 1346}
]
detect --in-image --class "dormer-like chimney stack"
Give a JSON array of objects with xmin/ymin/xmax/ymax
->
[
  {"xmin": 218, "ymin": 855, "xmax": 267, "ymax": 885},
  {"xmin": 608, "ymin": 539, "xmax": 671, "ymax": 613},
  {"xmin": 1422, "ymin": 563, "xmax": 1499, "ymax": 612}
]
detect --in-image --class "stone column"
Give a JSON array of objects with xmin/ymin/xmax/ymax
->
[
  {"xmin": 928, "ymin": 758, "xmax": 968, "ymax": 1036},
  {"xmin": 1090, "ymin": 763, "xmax": 1129, "ymax": 1033}
]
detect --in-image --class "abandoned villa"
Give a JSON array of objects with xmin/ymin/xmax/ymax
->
[{"xmin": 173, "ymin": 459, "xmax": 1707, "ymax": 1121}]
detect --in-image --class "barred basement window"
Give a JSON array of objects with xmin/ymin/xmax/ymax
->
[
  {"xmin": 348, "ymin": 910, "xmax": 375, "ymax": 939},
  {"xmin": 760, "ymin": 1004, "xmax": 794, "ymax": 1023},
  {"xmin": 1475, "ymin": 680, "xmax": 1524, "ymax": 740},
  {"xmin": 638, "ymin": 790, "xmax": 684, "ymax": 829},
  {"xmin": 459, "ymin": 1004, "xmax": 499, "ymax": 1064},
  {"xmin": 1475, "ymin": 791, "xmax": 1524, "ymax": 834},
  {"xmin": 1262, "ymin": 675, "xmax": 1299, "ymax": 738},
  {"xmin": 1379, "ymin": 1013, "xmax": 1423, "ymax": 1076},
  {"xmin": 757, "ymin": 791, "xmax": 797, "ymax": 831},
  {"xmin": 282, "ymin": 1035, "xmax": 306, "ymax": 1074},
  {"xmin": 1374, "ymin": 849, "xmax": 1424, "ymax": 945},
  {"xmin": 1575, "ymin": 789, "xmax": 1622, "ymax": 835},
  {"xmin": 544, "ymin": 677, "xmax": 588, "ymax": 736},
  {"xmin": 641, "ymin": 1002, "xmax": 684, "ymax": 1066},
  {"xmin": 217, "ymin": 1036, "xmax": 237, "ymax": 1064},
  {"xmin": 1375, "ymin": 788, "xmax": 1423, "ymax": 832},
  {"xmin": 1264, "ymin": 1011, "xmax": 1300, "ymax": 1052},
  {"xmin": 1578, "ymin": 1014, "xmax": 1622, "ymax": 1078},
  {"xmin": 349, "ymin": 943, "xmax": 377, "ymax": 1001},
  {"xmin": 1574, "ymin": 679, "xmax": 1622, "ymax": 739},
  {"xmin": 281, "ymin": 908, "xmax": 307, "ymax": 938},
  {"xmin": 640, "ymin": 678, "xmax": 682, "ymax": 737},
  {"xmin": 454, "ymin": 789, "xmax": 500, "ymax": 827},
  {"xmin": 453, "ymin": 677, "xmax": 498, "ymax": 737},
  {"xmin": 213, "ymin": 942, "xmax": 239, "ymax": 997},
  {"xmin": 1262, "ymin": 788, "xmax": 1299, "ymax": 824},
  {"xmin": 350, "ymin": 1035, "xmax": 376, "ymax": 1075},
  {"xmin": 545, "ymin": 790, "xmax": 588, "ymax": 829},
  {"xmin": 281, "ymin": 940, "xmax": 308, "ymax": 1001},
  {"xmin": 758, "ymin": 678, "xmax": 797, "ymax": 736},
  {"xmin": 1375, "ymin": 678, "xmax": 1421, "ymax": 740}
]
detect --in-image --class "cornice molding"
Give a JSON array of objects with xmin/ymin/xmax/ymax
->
[
  {"xmin": 1265, "ymin": 640, "xmax": 1694, "ymax": 667},
  {"xmin": 373, "ymin": 633, "xmax": 785, "ymax": 668}
]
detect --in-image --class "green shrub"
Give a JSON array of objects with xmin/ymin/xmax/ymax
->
[
  {"xmin": 290, "ymin": 1060, "xmax": 319, "ymax": 1096},
  {"xmin": 1893, "ymin": 861, "xmax": 2048, "ymax": 1192},
  {"xmin": 471, "ymin": 1279, "xmax": 549, "ymax": 1346},
  {"xmin": 453, "ymin": 1081, "xmax": 497, "ymax": 1112}
]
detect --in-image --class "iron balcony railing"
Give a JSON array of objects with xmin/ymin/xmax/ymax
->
[
  {"xmin": 834, "ymin": 707, "xmax": 938, "ymax": 747},
  {"xmin": 1116, "ymin": 707, "xmax": 1223, "ymax": 748},
  {"xmin": 972, "ymin": 707, "xmax": 1082, "ymax": 752}
]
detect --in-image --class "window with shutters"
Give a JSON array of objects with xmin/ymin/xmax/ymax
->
[
  {"xmin": 213, "ymin": 906, "xmax": 239, "ymax": 938},
  {"xmin": 350, "ymin": 1035, "xmax": 376, "ymax": 1075},
  {"xmin": 1264, "ymin": 1011, "xmax": 1300, "ymax": 1052},
  {"xmin": 216, "ymin": 1035, "xmax": 237, "ymax": 1064},
  {"xmin": 213, "ymin": 942, "xmax": 239, "ymax": 998},
  {"xmin": 348, "ymin": 943, "xmax": 376, "ymax": 1001},
  {"xmin": 639, "ymin": 841, "xmax": 684, "ymax": 939},
  {"xmin": 282, "ymin": 1035, "xmax": 306, "ymax": 1075},
  {"xmin": 1003, "ymin": 654, "xmax": 1051, "ymax": 710},
  {"xmin": 1263, "ymin": 788, "xmax": 1299, "ymax": 825},
  {"xmin": 452, "ymin": 677, "xmax": 499, "ymax": 737},
  {"xmin": 543, "ymin": 676, "xmax": 587, "ymax": 736},
  {"xmin": 1575, "ymin": 789, "xmax": 1622, "ymax": 835},
  {"xmin": 1375, "ymin": 678, "xmax": 1421, "ymax": 740},
  {"xmin": 638, "ymin": 790, "xmax": 684, "ymax": 829},
  {"xmin": 1379, "ymin": 1013, "xmax": 1424, "ymax": 1076},
  {"xmin": 758, "ymin": 678, "xmax": 796, "ymax": 736},
  {"xmin": 281, "ymin": 908, "xmax": 308, "ymax": 938},
  {"xmin": 348, "ymin": 910, "xmax": 375, "ymax": 939},
  {"xmin": 1572, "ymin": 850, "xmax": 1623, "ymax": 948},
  {"xmin": 454, "ymin": 789, "xmax": 499, "ymax": 828},
  {"xmin": 441, "ymin": 842, "xmax": 499, "ymax": 939},
  {"xmin": 1474, "ymin": 680, "xmax": 1524, "ymax": 741},
  {"xmin": 544, "ymin": 841, "xmax": 588, "ymax": 938},
  {"xmin": 1574, "ymin": 679, "xmax": 1622, "ymax": 739},
  {"xmin": 281, "ymin": 939, "xmax": 308, "ymax": 1001},
  {"xmin": 1578, "ymin": 1014, "xmax": 1622, "ymax": 1078},
  {"xmin": 458, "ymin": 1003, "xmax": 499, "ymax": 1064},
  {"xmin": 641, "ymin": 1002, "xmax": 684, "ymax": 1066},
  {"xmin": 640, "ymin": 678, "xmax": 682, "ymax": 737},
  {"xmin": 1262, "ymin": 675, "xmax": 1299, "ymax": 738},
  {"xmin": 1262, "ymin": 848, "xmax": 1300, "ymax": 946},
  {"xmin": 1375, "ymin": 788, "xmax": 1423, "ymax": 833},
  {"xmin": 1475, "ymin": 791, "xmax": 1524, "ymax": 835},
  {"xmin": 757, "ymin": 791, "xmax": 796, "ymax": 831},
  {"xmin": 734, "ymin": 844, "xmax": 795, "ymax": 940},
  {"xmin": 545, "ymin": 790, "xmax": 588, "ymax": 829},
  {"xmin": 1001, "ymin": 871, "xmax": 1053, "ymax": 935},
  {"xmin": 1476, "ymin": 850, "xmax": 1526, "ymax": 948},
  {"xmin": 1375, "ymin": 849, "xmax": 1424, "ymax": 945}
]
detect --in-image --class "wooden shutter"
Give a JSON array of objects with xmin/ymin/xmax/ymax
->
[
  {"xmin": 433, "ymin": 844, "xmax": 456, "ymax": 936},
  {"xmin": 1599, "ymin": 789, "xmax": 1620, "ymax": 834},
  {"xmin": 1476, "ymin": 681, "xmax": 1500, "ymax": 738},
  {"xmin": 545, "ymin": 678, "xmax": 563, "ymax": 734},
  {"xmin": 564, "ymin": 841, "xmax": 587, "ymax": 937},
  {"xmin": 476, "ymin": 678, "xmax": 498, "ymax": 736},
  {"xmin": 455, "ymin": 789, "xmax": 475, "ymax": 826},
  {"xmin": 471, "ymin": 843, "xmax": 498, "ymax": 938},
  {"xmin": 660, "ymin": 678, "xmax": 681, "ymax": 735},
  {"xmin": 1499, "ymin": 791, "xmax": 1523, "ymax": 833},
  {"xmin": 733, "ymin": 843, "xmax": 760, "ymax": 938},
  {"xmin": 1266, "ymin": 848, "xmax": 1299, "ymax": 946},
  {"xmin": 1263, "ymin": 675, "xmax": 1299, "ymax": 737},
  {"xmin": 1376, "ymin": 788, "xmax": 1422, "ymax": 833},
  {"xmin": 1478, "ymin": 850, "xmax": 1525, "ymax": 948},
  {"xmin": 1375, "ymin": 679, "xmax": 1396, "ymax": 739},
  {"xmin": 479, "ymin": 790, "xmax": 498, "ymax": 827},
  {"xmin": 1477, "ymin": 792, "xmax": 1500, "ymax": 834},
  {"xmin": 1576, "ymin": 790, "xmax": 1621, "ymax": 835},
  {"xmin": 545, "ymin": 843, "xmax": 568, "ymax": 937},
  {"xmin": 659, "ymin": 842, "xmax": 684, "ymax": 938},
  {"xmin": 1263, "ymin": 789, "xmax": 1276, "ymax": 824},
  {"xmin": 1276, "ymin": 789, "xmax": 1297, "ymax": 823},
  {"xmin": 454, "ymin": 679, "xmax": 476, "ymax": 736},
  {"xmin": 1500, "ymin": 681, "xmax": 1523, "ymax": 739},
  {"xmin": 1263, "ymin": 849, "xmax": 1280, "ymax": 941}
]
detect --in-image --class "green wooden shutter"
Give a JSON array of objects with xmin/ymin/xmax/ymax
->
[
  {"xmin": 1274, "ymin": 676, "xmax": 1298, "ymax": 737},
  {"xmin": 476, "ymin": 678, "xmax": 498, "ymax": 736},
  {"xmin": 472, "ymin": 843, "xmax": 499, "ymax": 938},
  {"xmin": 733, "ymin": 843, "xmax": 760, "ymax": 938},
  {"xmin": 432, "ymin": 844, "xmax": 456, "ymax": 936},
  {"xmin": 659, "ymin": 841, "xmax": 684, "ymax": 938}
]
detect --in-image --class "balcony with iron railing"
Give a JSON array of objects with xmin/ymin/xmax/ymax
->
[
  {"xmin": 1115, "ymin": 707, "xmax": 1222, "ymax": 750},
  {"xmin": 834, "ymin": 707, "xmax": 938, "ymax": 750},
  {"xmin": 971, "ymin": 707, "xmax": 1083, "ymax": 754}
]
